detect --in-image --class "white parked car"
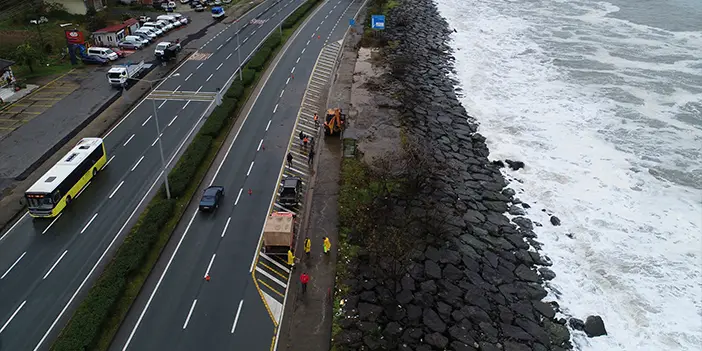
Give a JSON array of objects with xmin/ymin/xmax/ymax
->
[
  {"xmin": 141, "ymin": 22, "xmax": 165, "ymax": 35},
  {"xmin": 157, "ymin": 15, "xmax": 181, "ymax": 27},
  {"xmin": 180, "ymin": 0, "xmax": 189, "ymax": 3},
  {"xmin": 154, "ymin": 41, "xmax": 182, "ymax": 57},
  {"xmin": 135, "ymin": 27, "xmax": 159, "ymax": 39},
  {"xmin": 124, "ymin": 35, "xmax": 150, "ymax": 46},
  {"xmin": 170, "ymin": 13, "xmax": 189, "ymax": 25},
  {"xmin": 87, "ymin": 47, "xmax": 119, "ymax": 61}
]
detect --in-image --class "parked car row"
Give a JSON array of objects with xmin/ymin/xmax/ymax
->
[
  {"xmin": 117, "ymin": 14, "xmax": 189, "ymax": 51},
  {"xmin": 80, "ymin": 46, "xmax": 129, "ymax": 65}
]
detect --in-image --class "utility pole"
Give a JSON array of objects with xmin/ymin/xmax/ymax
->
[{"xmin": 236, "ymin": 19, "xmax": 243, "ymax": 81}]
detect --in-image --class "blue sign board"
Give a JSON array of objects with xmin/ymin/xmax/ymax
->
[
  {"xmin": 371, "ymin": 15, "xmax": 385, "ymax": 30},
  {"xmin": 349, "ymin": 18, "xmax": 355, "ymax": 26}
]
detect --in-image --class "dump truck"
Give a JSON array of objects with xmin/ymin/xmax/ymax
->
[
  {"xmin": 106, "ymin": 61, "xmax": 149, "ymax": 88},
  {"xmin": 323, "ymin": 108, "xmax": 346, "ymax": 136},
  {"xmin": 262, "ymin": 211, "xmax": 296, "ymax": 255}
]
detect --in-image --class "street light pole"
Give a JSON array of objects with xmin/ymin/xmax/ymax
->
[
  {"xmin": 236, "ymin": 19, "xmax": 243, "ymax": 81},
  {"xmin": 150, "ymin": 80, "xmax": 172, "ymax": 199}
]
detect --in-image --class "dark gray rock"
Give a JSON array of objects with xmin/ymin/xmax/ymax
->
[
  {"xmin": 423, "ymin": 308, "xmax": 447, "ymax": 332},
  {"xmin": 479, "ymin": 342, "xmax": 500, "ymax": 351},
  {"xmin": 363, "ymin": 335, "xmax": 381, "ymax": 350},
  {"xmin": 504, "ymin": 341, "xmax": 531, "ymax": 351},
  {"xmin": 500, "ymin": 323, "xmax": 534, "ymax": 341},
  {"xmin": 514, "ymin": 264, "xmax": 541, "ymax": 282},
  {"xmin": 584, "ymin": 315, "xmax": 608, "ymax": 337},
  {"xmin": 443, "ymin": 263, "xmax": 463, "ymax": 281},
  {"xmin": 424, "ymin": 332, "xmax": 449, "ymax": 349},
  {"xmin": 508, "ymin": 205, "xmax": 526, "ymax": 215},
  {"xmin": 407, "ymin": 304, "xmax": 423, "ymax": 322},
  {"xmin": 449, "ymin": 325, "xmax": 476, "ymax": 345},
  {"xmin": 450, "ymin": 341, "xmax": 474, "ymax": 351},
  {"xmin": 336, "ymin": 329, "xmax": 363, "ymax": 345},
  {"xmin": 544, "ymin": 319, "xmax": 571, "ymax": 346},
  {"xmin": 512, "ymin": 216, "xmax": 534, "ymax": 231},
  {"xmin": 533, "ymin": 300, "xmax": 556, "ymax": 319},
  {"xmin": 425, "ymin": 260, "xmax": 442, "ymax": 279},
  {"xmin": 425, "ymin": 246, "xmax": 441, "ymax": 262},
  {"xmin": 360, "ymin": 290, "xmax": 378, "ymax": 303},
  {"xmin": 420, "ymin": 279, "xmax": 437, "ymax": 294},
  {"xmin": 505, "ymin": 159, "xmax": 525, "ymax": 170},
  {"xmin": 358, "ymin": 303, "xmax": 383, "ymax": 322},
  {"xmin": 463, "ymin": 209, "xmax": 485, "ymax": 223},
  {"xmin": 550, "ymin": 215, "xmax": 561, "ymax": 226},
  {"xmin": 383, "ymin": 321, "xmax": 404, "ymax": 339},
  {"xmin": 397, "ymin": 289, "xmax": 414, "ymax": 304},
  {"xmin": 402, "ymin": 275, "xmax": 416, "ymax": 291},
  {"xmin": 569, "ymin": 318, "xmax": 585, "ymax": 331},
  {"xmin": 538, "ymin": 267, "xmax": 557, "ymax": 280}
]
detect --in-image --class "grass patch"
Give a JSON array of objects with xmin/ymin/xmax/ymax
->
[{"xmin": 50, "ymin": 0, "xmax": 325, "ymax": 350}]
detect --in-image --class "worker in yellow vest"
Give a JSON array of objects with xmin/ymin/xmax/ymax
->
[
  {"xmin": 287, "ymin": 249, "xmax": 295, "ymax": 266},
  {"xmin": 323, "ymin": 237, "xmax": 331, "ymax": 254},
  {"xmin": 304, "ymin": 237, "xmax": 311, "ymax": 257}
]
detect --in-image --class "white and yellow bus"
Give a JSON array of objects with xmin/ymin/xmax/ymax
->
[{"xmin": 25, "ymin": 137, "xmax": 108, "ymax": 218}]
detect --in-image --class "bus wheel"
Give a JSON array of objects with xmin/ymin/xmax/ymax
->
[
  {"xmin": 92, "ymin": 168, "xmax": 97, "ymax": 177},
  {"xmin": 66, "ymin": 195, "xmax": 72, "ymax": 205}
]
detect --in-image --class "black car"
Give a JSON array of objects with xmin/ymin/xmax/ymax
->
[
  {"xmin": 279, "ymin": 177, "xmax": 301, "ymax": 205},
  {"xmin": 199, "ymin": 185, "xmax": 224, "ymax": 212}
]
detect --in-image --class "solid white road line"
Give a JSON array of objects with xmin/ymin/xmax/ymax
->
[
  {"xmin": 1, "ymin": 252, "xmax": 26, "ymax": 279},
  {"xmin": 266, "ymin": 120, "xmax": 272, "ymax": 131},
  {"xmin": 168, "ymin": 115, "xmax": 178, "ymax": 127},
  {"xmin": 142, "ymin": 115, "xmax": 152, "ymax": 126},
  {"xmin": 0, "ymin": 300, "xmax": 26, "ymax": 334},
  {"xmin": 131, "ymin": 156, "xmax": 145, "ymax": 171},
  {"xmin": 124, "ymin": 134, "xmax": 135, "ymax": 146},
  {"xmin": 247, "ymin": 161, "xmax": 254, "ymax": 176},
  {"xmin": 41, "ymin": 213, "xmax": 63, "ymax": 234},
  {"xmin": 221, "ymin": 217, "xmax": 231, "ymax": 238},
  {"xmin": 43, "ymin": 250, "xmax": 68, "ymax": 279},
  {"xmin": 230, "ymin": 300, "xmax": 244, "ymax": 333},
  {"xmin": 158, "ymin": 100, "xmax": 166, "ymax": 109},
  {"xmin": 257, "ymin": 139, "xmax": 263, "ymax": 151},
  {"xmin": 185, "ymin": 73, "xmax": 193, "ymax": 81},
  {"xmin": 81, "ymin": 213, "xmax": 98, "ymax": 234},
  {"xmin": 106, "ymin": 155, "xmax": 116, "ymax": 167},
  {"xmin": 235, "ymin": 188, "xmax": 243, "ymax": 206},
  {"xmin": 109, "ymin": 181, "xmax": 125, "ymax": 199},
  {"xmin": 123, "ymin": 210, "xmax": 198, "ymax": 349},
  {"xmin": 204, "ymin": 254, "xmax": 216, "ymax": 277},
  {"xmin": 183, "ymin": 299, "xmax": 197, "ymax": 329}
]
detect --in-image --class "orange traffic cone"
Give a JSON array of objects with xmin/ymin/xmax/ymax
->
[{"xmin": 205, "ymin": 274, "xmax": 210, "ymax": 281}]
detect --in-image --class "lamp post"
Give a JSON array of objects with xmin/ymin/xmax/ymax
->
[{"xmin": 128, "ymin": 73, "xmax": 181, "ymax": 199}]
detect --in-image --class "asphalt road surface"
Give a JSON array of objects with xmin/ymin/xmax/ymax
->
[
  {"xmin": 110, "ymin": 0, "xmax": 363, "ymax": 350},
  {"xmin": 0, "ymin": 1, "xmax": 314, "ymax": 350}
]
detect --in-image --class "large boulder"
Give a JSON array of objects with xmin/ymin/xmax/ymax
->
[{"xmin": 584, "ymin": 315, "xmax": 608, "ymax": 337}]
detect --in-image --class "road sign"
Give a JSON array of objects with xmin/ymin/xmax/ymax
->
[
  {"xmin": 371, "ymin": 15, "xmax": 385, "ymax": 30},
  {"xmin": 349, "ymin": 18, "xmax": 355, "ymax": 26}
]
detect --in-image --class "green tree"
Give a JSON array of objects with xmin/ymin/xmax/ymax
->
[{"xmin": 14, "ymin": 43, "xmax": 39, "ymax": 73}]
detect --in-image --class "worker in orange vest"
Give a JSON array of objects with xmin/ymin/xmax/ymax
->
[{"xmin": 313, "ymin": 113, "xmax": 319, "ymax": 126}]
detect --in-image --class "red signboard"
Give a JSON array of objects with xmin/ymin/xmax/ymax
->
[{"xmin": 64, "ymin": 30, "xmax": 85, "ymax": 45}]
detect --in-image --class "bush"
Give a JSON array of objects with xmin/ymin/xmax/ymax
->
[
  {"xmin": 199, "ymin": 99, "xmax": 236, "ymax": 137},
  {"xmin": 167, "ymin": 134, "xmax": 213, "ymax": 197},
  {"xmin": 246, "ymin": 47, "xmax": 271, "ymax": 71},
  {"xmin": 227, "ymin": 79, "xmax": 245, "ymax": 100},
  {"xmin": 241, "ymin": 69, "xmax": 256, "ymax": 86}
]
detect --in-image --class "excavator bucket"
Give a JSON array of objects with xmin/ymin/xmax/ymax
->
[{"xmin": 324, "ymin": 108, "xmax": 345, "ymax": 136}]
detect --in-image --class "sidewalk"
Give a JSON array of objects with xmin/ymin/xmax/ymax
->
[{"xmin": 275, "ymin": 18, "xmax": 363, "ymax": 351}]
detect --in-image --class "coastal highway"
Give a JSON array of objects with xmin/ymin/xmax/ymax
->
[
  {"xmin": 111, "ymin": 0, "xmax": 363, "ymax": 350},
  {"xmin": 0, "ymin": 1, "xmax": 312, "ymax": 350}
]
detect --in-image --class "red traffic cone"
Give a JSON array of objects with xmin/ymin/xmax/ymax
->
[
  {"xmin": 248, "ymin": 188, "xmax": 252, "ymax": 195},
  {"xmin": 205, "ymin": 274, "xmax": 210, "ymax": 281},
  {"xmin": 291, "ymin": 74, "xmax": 294, "ymax": 79},
  {"xmin": 317, "ymin": 35, "xmax": 320, "ymax": 39},
  {"xmin": 262, "ymin": 143, "xmax": 265, "ymax": 150}
]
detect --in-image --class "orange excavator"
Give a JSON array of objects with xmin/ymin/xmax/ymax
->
[{"xmin": 323, "ymin": 108, "xmax": 346, "ymax": 136}]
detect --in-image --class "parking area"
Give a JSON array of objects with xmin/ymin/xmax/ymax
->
[
  {"xmin": 0, "ymin": 69, "xmax": 86, "ymax": 138},
  {"xmin": 250, "ymin": 41, "xmax": 342, "ymax": 326}
]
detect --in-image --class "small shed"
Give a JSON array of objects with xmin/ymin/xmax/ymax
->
[
  {"xmin": 123, "ymin": 18, "xmax": 140, "ymax": 34},
  {"xmin": 93, "ymin": 23, "xmax": 129, "ymax": 46}
]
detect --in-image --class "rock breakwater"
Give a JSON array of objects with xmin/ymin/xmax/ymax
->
[{"xmin": 333, "ymin": 0, "xmax": 576, "ymax": 350}]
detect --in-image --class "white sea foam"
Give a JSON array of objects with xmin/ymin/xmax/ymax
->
[{"xmin": 434, "ymin": 0, "xmax": 702, "ymax": 349}]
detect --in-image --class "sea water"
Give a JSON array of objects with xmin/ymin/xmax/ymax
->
[{"xmin": 433, "ymin": 0, "xmax": 702, "ymax": 349}]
